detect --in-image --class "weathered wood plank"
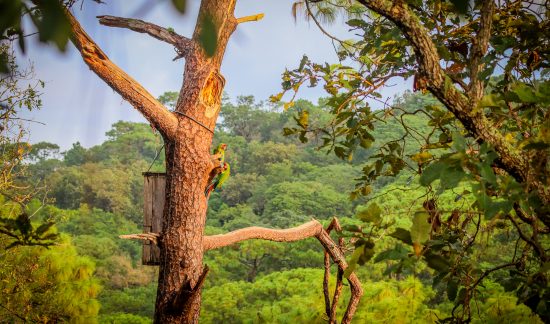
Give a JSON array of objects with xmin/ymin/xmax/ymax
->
[{"xmin": 143, "ymin": 172, "xmax": 166, "ymax": 265}]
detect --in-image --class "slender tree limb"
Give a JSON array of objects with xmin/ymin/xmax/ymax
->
[
  {"xmin": 513, "ymin": 203, "xmax": 535, "ymax": 224},
  {"xmin": 325, "ymin": 217, "xmax": 344, "ymax": 323},
  {"xmin": 323, "ymin": 246, "xmax": 332, "ymax": 319},
  {"xmin": 506, "ymin": 214, "xmax": 547, "ymax": 261},
  {"xmin": 331, "ymin": 267, "xmax": 344, "ymax": 323},
  {"xmin": 467, "ymin": 0, "xmax": 494, "ymax": 106},
  {"xmin": 236, "ymin": 13, "xmax": 265, "ymax": 24},
  {"xmin": 65, "ymin": 10, "xmax": 179, "ymax": 139},
  {"xmin": 203, "ymin": 218, "xmax": 363, "ymax": 324},
  {"xmin": 317, "ymin": 230, "xmax": 363, "ymax": 323},
  {"xmin": 97, "ymin": 15, "xmax": 194, "ymax": 60}
]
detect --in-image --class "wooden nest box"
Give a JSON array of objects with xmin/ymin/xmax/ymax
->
[{"xmin": 142, "ymin": 172, "xmax": 165, "ymax": 265}]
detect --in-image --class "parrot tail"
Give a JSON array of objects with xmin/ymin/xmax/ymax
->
[{"xmin": 205, "ymin": 182, "xmax": 215, "ymax": 197}]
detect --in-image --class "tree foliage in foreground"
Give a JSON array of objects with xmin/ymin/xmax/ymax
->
[
  {"xmin": 276, "ymin": 0, "xmax": 549, "ymax": 322},
  {"xmin": 0, "ymin": 43, "xmax": 60, "ymax": 248},
  {"xmin": 0, "ymin": 234, "xmax": 100, "ymax": 322}
]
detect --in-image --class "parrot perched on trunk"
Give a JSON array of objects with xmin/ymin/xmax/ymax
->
[
  {"xmin": 205, "ymin": 162, "xmax": 230, "ymax": 197},
  {"xmin": 213, "ymin": 143, "xmax": 227, "ymax": 166}
]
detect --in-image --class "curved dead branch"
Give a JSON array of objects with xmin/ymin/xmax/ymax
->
[
  {"xmin": 65, "ymin": 10, "xmax": 179, "ymax": 139},
  {"xmin": 203, "ymin": 218, "xmax": 363, "ymax": 324}
]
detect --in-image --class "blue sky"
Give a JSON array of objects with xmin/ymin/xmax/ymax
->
[{"xmin": 18, "ymin": 0, "xmax": 407, "ymax": 150}]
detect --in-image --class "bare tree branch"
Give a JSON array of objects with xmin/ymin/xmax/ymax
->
[
  {"xmin": 97, "ymin": 15, "xmax": 194, "ymax": 59},
  {"xmin": 65, "ymin": 10, "xmax": 179, "ymax": 139},
  {"xmin": 203, "ymin": 220, "xmax": 323, "ymax": 250},
  {"xmin": 468, "ymin": 0, "xmax": 495, "ymax": 105},
  {"xmin": 323, "ymin": 239, "xmax": 332, "ymax": 319},
  {"xmin": 203, "ymin": 218, "xmax": 363, "ymax": 324},
  {"xmin": 325, "ymin": 217, "xmax": 344, "ymax": 323},
  {"xmin": 317, "ymin": 230, "xmax": 363, "ymax": 323}
]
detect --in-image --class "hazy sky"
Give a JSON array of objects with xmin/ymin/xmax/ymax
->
[{"xmin": 17, "ymin": 0, "xmax": 407, "ymax": 150}]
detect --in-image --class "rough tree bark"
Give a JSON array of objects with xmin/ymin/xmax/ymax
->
[{"xmin": 64, "ymin": 2, "xmax": 362, "ymax": 323}]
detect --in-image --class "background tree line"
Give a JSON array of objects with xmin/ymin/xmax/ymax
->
[{"xmin": 0, "ymin": 90, "xmax": 543, "ymax": 323}]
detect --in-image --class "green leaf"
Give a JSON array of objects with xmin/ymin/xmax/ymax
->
[
  {"xmin": 449, "ymin": 0, "xmax": 469, "ymax": 15},
  {"xmin": 359, "ymin": 246, "xmax": 375, "ymax": 265},
  {"xmin": 15, "ymin": 213, "xmax": 32, "ymax": 236},
  {"xmin": 344, "ymin": 245, "xmax": 364, "ymax": 278},
  {"xmin": 35, "ymin": 0, "xmax": 72, "ymax": 51},
  {"xmin": 440, "ymin": 167, "xmax": 464, "ymax": 189},
  {"xmin": 410, "ymin": 211, "xmax": 430, "ymax": 244},
  {"xmin": 0, "ymin": 49, "xmax": 9, "ymax": 73},
  {"xmin": 342, "ymin": 224, "xmax": 361, "ymax": 232},
  {"xmin": 296, "ymin": 56, "xmax": 309, "ymax": 72},
  {"xmin": 424, "ymin": 252, "xmax": 450, "ymax": 272},
  {"xmin": 512, "ymin": 83, "xmax": 538, "ymax": 103},
  {"xmin": 447, "ymin": 279, "xmax": 459, "ymax": 301},
  {"xmin": 356, "ymin": 203, "xmax": 382, "ymax": 224},
  {"xmin": 479, "ymin": 94, "xmax": 503, "ymax": 108},
  {"xmin": 451, "ymin": 131, "xmax": 466, "ymax": 151},
  {"xmin": 389, "ymin": 228, "xmax": 413, "ymax": 245},
  {"xmin": 198, "ymin": 14, "xmax": 217, "ymax": 57},
  {"xmin": 456, "ymin": 288, "xmax": 467, "ymax": 306},
  {"xmin": 479, "ymin": 164, "xmax": 496, "ymax": 185},
  {"xmin": 334, "ymin": 146, "xmax": 346, "ymax": 159},
  {"xmin": 171, "ymin": 0, "xmax": 186, "ymax": 13},
  {"xmin": 523, "ymin": 141, "xmax": 550, "ymax": 150},
  {"xmin": 35, "ymin": 222, "xmax": 55, "ymax": 235},
  {"xmin": 419, "ymin": 161, "xmax": 446, "ymax": 186},
  {"xmin": 374, "ymin": 244, "xmax": 409, "ymax": 263}
]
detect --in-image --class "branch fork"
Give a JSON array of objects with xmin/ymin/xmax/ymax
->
[{"xmin": 119, "ymin": 217, "xmax": 363, "ymax": 323}]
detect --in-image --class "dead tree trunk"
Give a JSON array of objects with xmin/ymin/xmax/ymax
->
[{"xmin": 64, "ymin": 2, "xmax": 362, "ymax": 323}]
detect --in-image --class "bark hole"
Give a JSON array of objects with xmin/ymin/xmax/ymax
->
[{"xmin": 201, "ymin": 70, "xmax": 225, "ymax": 118}]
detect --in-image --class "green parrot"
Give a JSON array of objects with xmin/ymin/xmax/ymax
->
[
  {"xmin": 213, "ymin": 143, "xmax": 227, "ymax": 166},
  {"xmin": 205, "ymin": 162, "xmax": 230, "ymax": 196}
]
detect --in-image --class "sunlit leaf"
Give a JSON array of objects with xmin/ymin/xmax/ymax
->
[
  {"xmin": 356, "ymin": 202, "xmax": 382, "ymax": 224},
  {"xmin": 410, "ymin": 211, "xmax": 430, "ymax": 246}
]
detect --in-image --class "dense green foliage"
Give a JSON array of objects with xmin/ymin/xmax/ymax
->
[
  {"xmin": 276, "ymin": 1, "xmax": 549, "ymax": 322},
  {"xmin": 0, "ymin": 93, "xmax": 543, "ymax": 322}
]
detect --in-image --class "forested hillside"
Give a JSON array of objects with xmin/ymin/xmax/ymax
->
[{"xmin": 0, "ymin": 93, "xmax": 542, "ymax": 323}]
